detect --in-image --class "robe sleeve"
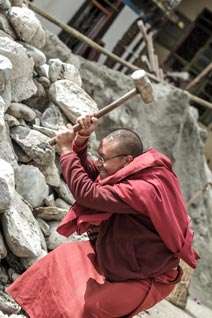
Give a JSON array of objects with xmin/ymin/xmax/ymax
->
[
  {"xmin": 60, "ymin": 152, "xmax": 137, "ymax": 214},
  {"xmin": 70, "ymin": 139, "xmax": 99, "ymax": 180}
]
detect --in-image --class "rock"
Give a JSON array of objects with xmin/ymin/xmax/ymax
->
[
  {"xmin": 0, "ymin": 37, "xmax": 36, "ymax": 102},
  {"xmin": 4, "ymin": 114, "xmax": 20, "ymax": 128},
  {"xmin": 0, "ymin": 232, "xmax": 7, "ymax": 259},
  {"xmin": 32, "ymin": 124, "xmax": 56, "ymax": 138},
  {"xmin": 45, "ymin": 221, "xmax": 72, "ymax": 250},
  {"xmin": 0, "ymin": 55, "xmax": 12, "ymax": 109},
  {"xmin": 20, "ymin": 249, "xmax": 47, "ymax": 270},
  {"xmin": 44, "ymin": 194, "xmax": 56, "ymax": 207},
  {"xmin": 41, "ymin": 104, "xmax": 68, "ymax": 130},
  {"xmin": 33, "ymin": 206, "xmax": 67, "ymax": 221},
  {"xmin": 49, "ymin": 80, "xmax": 98, "ymax": 123},
  {"xmin": 8, "ymin": 6, "xmax": 46, "ymax": 49},
  {"xmin": 0, "ymin": 265, "xmax": 8, "ymax": 284},
  {"xmin": 36, "ymin": 217, "xmax": 51, "ymax": 237},
  {"xmin": 15, "ymin": 164, "xmax": 49, "ymax": 208},
  {"xmin": 7, "ymin": 102, "xmax": 37, "ymax": 122},
  {"xmin": 5, "ymin": 251, "xmax": 25, "ymax": 274},
  {"xmin": 0, "ymin": 0, "xmax": 11, "ymax": 11},
  {"xmin": 34, "ymin": 161, "xmax": 61, "ymax": 187},
  {"xmin": 36, "ymin": 76, "xmax": 50, "ymax": 89},
  {"xmin": 0, "ymin": 12, "xmax": 16, "ymax": 39},
  {"xmin": 0, "ymin": 290, "xmax": 20, "ymax": 316},
  {"xmin": 0, "ymin": 158, "xmax": 15, "ymax": 211},
  {"xmin": 10, "ymin": 0, "xmax": 23, "ymax": 7},
  {"xmin": 23, "ymin": 79, "xmax": 49, "ymax": 112},
  {"xmin": 0, "ymin": 97, "xmax": 5, "ymax": 131},
  {"xmin": 54, "ymin": 179, "xmax": 75, "ymax": 205},
  {"xmin": 10, "ymin": 125, "xmax": 55, "ymax": 165},
  {"xmin": 35, "ymin": 63, "xmax": 49, "ymax": 78},
  {"xmin": 0, "ymin": 120, "xmax": 18, "ymax": 169},
  {"xmin": 55, "ymin": 198, "xmax": 71, "ymax": 210},
  {"xmin": 20, "ymin": 42, "xmax": 46, "ymax": 67},
  {"xmin": 12, "ymin": 142, "xmax": 31, "ymax": 164},
  {"xmin": 41, "ymin": 30, "xmax": 71, "ymax": 62},
  {"xmin": 1, "ymin": 192, "xmax": 42, "ymax": 257},
  {"xmin": 48, "ymin": 58, "xmax": 82, "ymax": 86}
]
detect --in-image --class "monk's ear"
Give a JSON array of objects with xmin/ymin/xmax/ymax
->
[{"xmin": 123, "ymin": 155, "xmax": 133, "ymax": 167}]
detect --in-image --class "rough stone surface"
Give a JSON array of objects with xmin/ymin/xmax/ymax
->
[
  {"xmin": 0, "ymin": 121, "xmax": 18, "ymax": 169},
  {"xmin": 49, "ymin": 79, "xmax": 98, "ymax": 123},
  {"xmin": 10, "ymin": 125, "xmax": 55, "ymax": 165},
  {"xmin": 41, "ymin": 103, "xmax": 68, "ymax": 130},
  {"xmin": 0, "ymin": 158, "xmax": 15, "ymax": 211},
  {"xmin": 7, "ymin": 102, "xmax": 37, "ymax": 122},
  {"xmin": 8, "ymin": 6, "xmax": 46, "ymax": 49},
  {"xmin": 0, "ymin": 37, "xmax": 36, "ymax": 101},
  {"xmin": 48, "ymin": 58, "xmax": 82, "ymax": 86},
  {"xmin": 0, "ymin": 55, "xmax": 12, "ymax": 109},
  {"xmin": 1, "ymin": 191, "xmax": 42, "ymax": 257},
  {"xmin": 0, "ymin": 232, "xmax": 7, "ymax": 259},
  {"xmin": 21, "ymin": 42, "xmax": 46, "ymax": 67},
  {"xmin": 0, "ymin": 0, "xmax": 11, "ymax": 11},
  {"xmin": 15, "ymin": 164, "xmax": 49, "ymax": 208}
]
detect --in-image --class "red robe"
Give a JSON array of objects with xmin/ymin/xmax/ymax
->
[
  {"xmin": 58, "ymin": 144, "xmax": 199, "ymax": 280},
  {"xmin": 7, "ymin": 143, "xmax": 199, "ymax": 318}
]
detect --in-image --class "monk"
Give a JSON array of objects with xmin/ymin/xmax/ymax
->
[{"xmin": 7, "ymin": 114, "xmax": 199, "ymax": 318}]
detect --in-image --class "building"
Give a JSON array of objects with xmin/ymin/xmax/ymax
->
[{"xmin": 32, "ymin": 0, "xmax": 212, "ymax": 168}]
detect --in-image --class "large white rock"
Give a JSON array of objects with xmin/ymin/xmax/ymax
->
[
  {"xmin": 15, "ymin": 164, "xmax": 49, "ymax": 208},
  {"xmin": 10, "ymin": 125, "xmax": 55, "ymax": 165},
  {"xmin": 49, "ymin": 80, "xmax": 98, "ymax": 123},
  {"xmin": 8, "ymin": 6, "xmax": 46, "ymax": 48},
  {"xmin": 0, "ymin": 37, "xmax": 36, "ymax": 101},
  {"xmin": 1, "ymin": 191, "xmax": 42, "ymax": 257}
]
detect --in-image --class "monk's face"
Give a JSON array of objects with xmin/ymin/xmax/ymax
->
[{"xmin": 95, "ymin": 138, "xmax": 130, "ymax": 179}]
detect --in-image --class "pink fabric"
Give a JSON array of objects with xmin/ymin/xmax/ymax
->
[{"xmin": 7, "ymin": 241, "xmax": 183, "ymax": 318}]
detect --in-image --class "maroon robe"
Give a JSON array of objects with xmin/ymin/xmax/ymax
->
[{"xmin": 7, "ymin": 143, "xmax": 199, "ymax": 317}]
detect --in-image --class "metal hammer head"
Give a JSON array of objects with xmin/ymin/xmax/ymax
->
[{"xmin": 131, "ymin": 69, "xmax": 155, "ymax": 104}]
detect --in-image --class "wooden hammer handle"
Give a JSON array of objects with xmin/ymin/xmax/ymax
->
[{"xmin": 49, "ymin": 88, "xmax": 137, "ymax": 146}]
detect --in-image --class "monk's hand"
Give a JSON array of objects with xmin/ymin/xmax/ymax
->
[
  {"xmin": 76, "ymin": 114, "xmax": 98, "ymax": 136},
  {"xmin": 55, "ymin": 123, "xmax": 74, "ymax": 155}
]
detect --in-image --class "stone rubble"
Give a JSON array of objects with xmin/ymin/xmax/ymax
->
[{"xmin": 0, "ymin": 0, "xmax": 211, "ymax": 315}]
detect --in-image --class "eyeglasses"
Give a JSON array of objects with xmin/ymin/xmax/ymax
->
[{"xmin": 95, "ymin": 153, "xmax": 129, "ymax": 165}]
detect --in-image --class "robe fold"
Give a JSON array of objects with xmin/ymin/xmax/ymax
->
[{"xmin": 7, "ymin": 144, "xmax": 199, "ymax": 318}]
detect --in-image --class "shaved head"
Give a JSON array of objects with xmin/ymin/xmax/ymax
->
[{"xmin": 103, "ymin": 128, "xmax": 143, "ymax": 158}]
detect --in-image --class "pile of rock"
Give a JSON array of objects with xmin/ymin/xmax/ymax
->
[{"xmin": 0, "ymin": 2, "xmax": 98, "ymax": 312}]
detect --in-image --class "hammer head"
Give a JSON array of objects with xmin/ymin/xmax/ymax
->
[{"xmin": 131, "ymin": 69, "xmax": 155, "ymax": 104}]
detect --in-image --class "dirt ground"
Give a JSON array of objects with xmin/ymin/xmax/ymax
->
[{"xmin": 137, "ymin": 296, "xmax": 212, "ymax": 318}]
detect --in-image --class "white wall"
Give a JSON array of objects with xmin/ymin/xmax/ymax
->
[
  {"xmin": 99, "ymin": 6, "xmax": 138, "ymax": 64},
  {"xmin": 33, "ymin": 0, "xmax": 84, "ymax": 34}
]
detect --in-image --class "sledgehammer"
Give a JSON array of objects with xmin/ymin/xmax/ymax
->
[{"xmin": 49, "ymin": 69, "xmax": 154, "ymax": 146}]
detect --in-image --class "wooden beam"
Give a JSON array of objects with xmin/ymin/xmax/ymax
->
[
  {"xmin": 185, "ymin": 63, "xmax": 212, "ymax": 91},
  {"xmin": 28, "ymin": 2, "xmax": 212, "ymax": 111},
  {"xmin": 28, "ymin": 2, "xmax": 159, "ymax": 81}
]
